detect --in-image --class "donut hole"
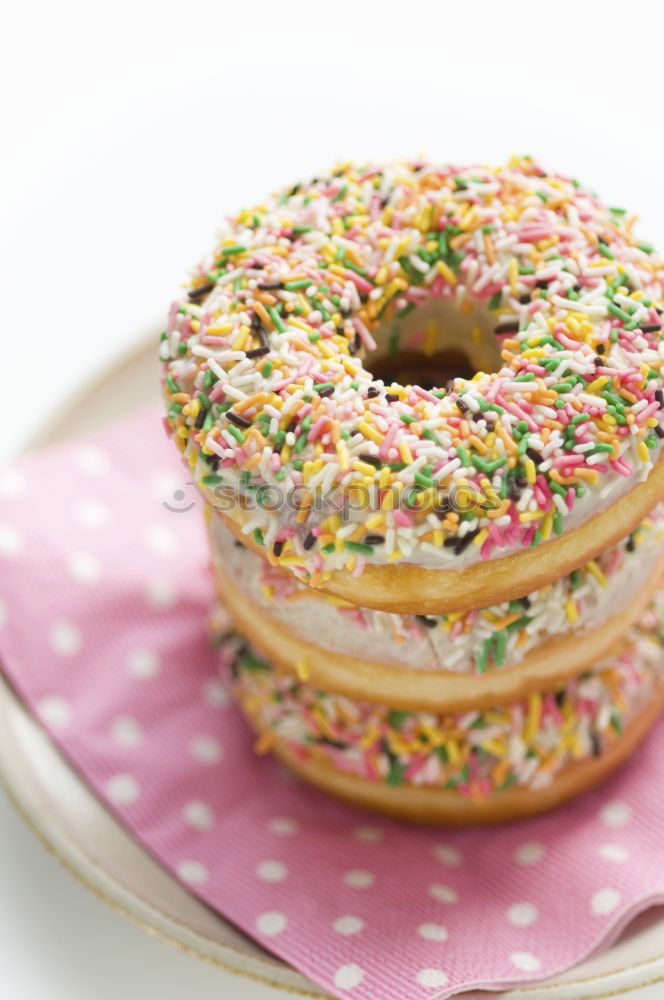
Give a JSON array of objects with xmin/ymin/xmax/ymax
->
[
  {"xmin": 367, "ymin": 298, "xmax": 503, "ymax": 391},
  {"xmin": 371, "ymin": 349, "xmax": 475, "ymax": 392}
]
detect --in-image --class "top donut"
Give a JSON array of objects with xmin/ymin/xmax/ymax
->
[{"xmin": 161, "ymin": 157, "xmax": 664, "ymax": 603}]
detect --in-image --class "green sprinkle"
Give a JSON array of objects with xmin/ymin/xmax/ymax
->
[
  {"xmin": 476, "ymin": 639, "xmax": 490, "ymax": 673},
  {"xmin": 471, "ymin": 455, "xmax": 506, "ymax": 474},
  {"xmin": 387, "ymin": 709, "xmax": 409, "ymax": 729},
  {"xmin": 201, "ymin": 473, "xmax": 223, "ymax": 486},
  {"xmin": 607, "ymin": 303, "xmax": 632, "ymax": 324},
  {"xmin": 165, "ymin": 375, "xmax": 179, "ymax": 394},
  {"xmin": 313, "ymin": 381, "xmax": 334, "ymax": 394},
  {"xmin": 196, "ymin": 390, "xmax": 211, "ymax": 410},
  {"xmin": 345, "ymin": 540, "xmax": 375, "ymax": 556},
  {"xmin": 488, "ymin": 290, "xmax": 502, "ymax": 310},
  {"xmin": 292, "ymin": 224, "xmax": 312, "ymax": 234},
  {"xmin": 456, "ymin": 445, "xmax": 470, "ymax": 467},
  {"xmin": 552, "ymin": 382, "xmax": 574, "ymax": 393},
  {"xmin": 268, "ymin": 306, "xmax": 286, "ymax": 333},
  {"xmin": 387, "ymin": 759, "xmax": 407, "ymax": 786},
  {"xmin": 220, "ymin": 244, "xmax": 246, "ymax": 256},
  {"xmin": 227, "ymin": 424, "xmax": 245, "ymax": 444},
  {"xmin": 261, "ymin": 361, "xmax": 273, "ymax": 378},
  {"xmin": 253, "ymin": 528, "xmax": 264, "ymax": 547},
  {"xmin": 415, "ymin": 472, "xmax": 434, "ymax": 488},
  {"xmin": 494, "ymin": 629, "xmax": 508, "ymax": 665},
  {"xmin": 294, "ymin": 432, "xmax": 308, "ymax": 454},
  {"xmin": 638, "ymin": 242, "xmax": 654, "ymax": 254},
  {"xmin": 284, "ymin": 279, "xmax": 312, "ymax": 290}
]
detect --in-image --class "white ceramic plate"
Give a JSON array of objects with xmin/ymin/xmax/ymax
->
[{"xmin": 2, "ymin": 335, "xmax": 664, "ymax": 1000}]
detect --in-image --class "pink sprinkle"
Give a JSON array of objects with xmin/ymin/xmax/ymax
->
[{"xmin": 353, "ymin": 316, "xmax": 377, "ymax": 352}]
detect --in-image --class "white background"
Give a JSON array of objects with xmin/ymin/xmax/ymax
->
[{"xmin": 2, "ymin": 1, "xmax": 664, "ymax": 996}]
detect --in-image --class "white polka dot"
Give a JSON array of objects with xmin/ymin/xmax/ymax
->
[
  {"xmin": 509, "ymin": 951, "xmax": 541, "ymax": 972},
  {"xmin": 202, "ymin": 677, "xmax": 229, "ymax": 708},
  {"xmin": 256, "ymin": 860, "xmax": 288, "ymax": 883},
  {"xmin": 599, "ymin": 843, "xmax": 630, "ymax": 863},
  {"xmin": 256, "ymin": 911, "xmax": 287, "ymax": 937},
  {"xmin": 67, "ymin": 550, "xmax": 101, "ymax": 584},
  {"xmin": 428, "ymin": 883, "xmax": 459, "ymax": 904},
  {"xmin": 110, "ymin": 716, "xmax": 143, "ymax": 749},
  {"xmin": 333, "ymin": 916, "xmax": 365, "ymax": 936},
  {"xmin": 74, "ymin": 498, "xmax": 110, "ymax": 528},
  {"xmin": 150, "ymin": 468, "xmax": 182, "ymax": 501},
  {"xmin": 183, "ymin": 801, "xmax": 216, "ymax": 832},
  {"xmin": 190, "ymin": 735, "xmax": 223, "ymax": 764},
  {"xmin": 0, "ymin": 469, "xmax": 26, "ymax": 497},
  {"xmin": 507, "ymin": 902, "xmax": 538, "ymax": 928},
  {"xmin": 144, "ymin": 522, "xmax": 179, "ymax": 557},
  {"xmin": 514, "ymin": 841, "xmax": 545, "ymax": 866},
  {"xmin": 0, "ymin": 523, "xmax": 23, "ymax": 557},
  {"xmin": 48, "ymin": 620, "xmax": 82, "ymax": 657},
  {"xmin": 177, "ymin": 860, "xmax": 209, "ymax": 885},
  {"xmin": 74, "ymin": 445, "xmax": 110, "ymax": 478},
  {"xmin": 418, "ymin": 923, "xmax": 448, "ymax": 942},
  {"xmin": 343, "ymin": 869, "xmax": 375, "ymax": 889},
  {"xmin": 353, "ymin": 825, "xmax": 383, "ymax": 844},
  {"xmin": 432, "ymin": 844, "xmax": 462, "ymax": 867},
  {"xmin": 0, "ymin": 598, "xmax": 7, "ymax": 630},
  {"xmin": 416, "ymin": 969, "xmax": 449, "ymax": 988},
  {"xmin": 126, "ymin": 648, "xmax": 161, "ymax": 680},
  {"xmin": 333, "ymin": 964, "xmax": 365, "ymax": 990},
  {"xmin": 591, "ymin": 888, "xmax": 622, "ymax": 916},
  {"xmin": 145, "ymin": 578, "xmax": 177, "ymax": 610},
  {"xmin": 601, "ymin": 801, "xmax": 633, "ymax": 829},
  {"xmin": 267, "ymin": 816, "xmax": 299, "ymax": 837},
  {"xmin": 106, "ymin": 773, "xmax": 140, "ymax": 805},
  {"xmin": 37, "ymin": 695, "xmax": 72, "ymax": 729}
]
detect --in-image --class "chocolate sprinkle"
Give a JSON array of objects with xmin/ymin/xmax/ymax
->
[
  {"xmin": 227, "ymin": 411, "xmax": 252, "ymax": 429},
  {"xmin": 188, "ymin": 281, "xmax": 215, "ymax": 302}
]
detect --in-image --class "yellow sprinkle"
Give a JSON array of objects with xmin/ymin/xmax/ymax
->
[
  {"xmin": 365, "ymin": 513, "xmax": 385, "ymax": 531},
  {"xmin": 424, "ymin": 321, "xmax": 438, "ymax": 356},
  {"xmin": 637, "ymin": 440, "xmax": 651, "ymax": 464},
  {"xmin": 399, "ymin": 441, "xmax": 414, "ymax": 464},
  {"xmin": 295, "ymin": 659, "xmax": 310, "ymax": 682},
  {"xmin": 473, "ymin": 528, "xmax": 489, "ymax": 546},
  {"xmin": 436, "ymin": 260, "xmax": 457, "ymax": 285},
  {"xmin": 541, "ymin": 511, "xmax": 553, "ymax": 540},
  {"xmin": 336, "ymin": 440, "xmax": 349, "ymax": 471},
  {"xmin": 524, "ymin": 693, "xmax": 542, "ymax": 743},
  {"xmin": 352, "ymin": 459, "xmax": 379, "ymax": 477},
  {"xmin": 587, "ymin": 376, "xmax": 609, "ymax": 393},
  {"xmin": 508, "ymin": 257, "xmax": 519, "ymax": 294},
  {"xmin": 565, "ymin": 599, "xmax": 578, "ymax": 623},
  {"xmin": 524, "ymin": 458, "xmax": 536, "ymax": 484},
  {"xmin": 586, "ymin": 560, "xmax": 609, "ymax": 587},
  {"xmin": 358, "ymin": 421, "xmax": 384, "ymax": 445}
]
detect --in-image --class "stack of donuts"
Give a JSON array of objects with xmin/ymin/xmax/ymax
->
[{"xmin": 162, "ymin": 157, "xmax": 664, "ymax": 824}]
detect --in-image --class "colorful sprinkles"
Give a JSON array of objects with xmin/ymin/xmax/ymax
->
[
  {"xmin": 162, "ymin": 157, "xmax": 664, "ymax": 580},
  {"xmin": 219, "ymin": 597, "xmax": 664, "ymax": 795}
]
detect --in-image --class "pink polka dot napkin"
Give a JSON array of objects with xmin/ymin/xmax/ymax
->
[{"xmin": 2, "ymin": 402, "xmax": 664, "ymax": 1000}]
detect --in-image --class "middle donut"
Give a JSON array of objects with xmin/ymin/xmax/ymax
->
[{"xmin": 207, "ymin": 505, "xmax": 664, "ymax": 713}]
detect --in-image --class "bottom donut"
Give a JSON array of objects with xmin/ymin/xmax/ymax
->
[{"xmin": 211, "ymin": 598, "xmax": 664, "ymax": 826}]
